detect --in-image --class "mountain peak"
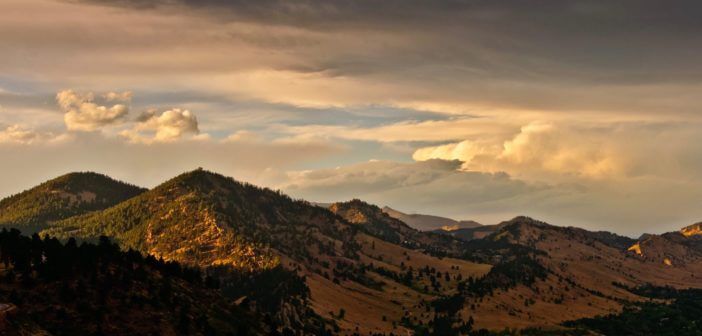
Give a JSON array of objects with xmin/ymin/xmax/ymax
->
[
  {"xmin": 488, "ymin": 216, "xmax": 552, "ymax": 242},
  {"xmin": 330, "ymin": 199, "xmax": 395, "ymax": 228},
  {"xmin": 169, "ymin": 167, "xmax": 221, "ymax": 183},
  {"xmin": 498, "ymin": 216, "xmax": 551, "ymax": 230},
  {"xmin": 45, "ymin": 171, "xmax": 136, "ymax": 189},
  {"xmin": 54, "ymin": 171, "xmax": 105, "ymax": 180},
  {"xmin": 156, "ymin": 167, "xmax": 246, "ymax": 196},
  {"xmin": 44, "ymin": 169, "xmax": 324, "ymax": 269},
  {"xmin": 0, "ymin": 171, "xmax": 145, "ymax": 233}
]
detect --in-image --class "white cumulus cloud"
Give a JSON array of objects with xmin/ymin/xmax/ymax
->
[
  {"xmin": 121, "ymin": 108, "xmax": 201, "ymax": 143},
  {"xmin": 57, "ymin": 90, "xmax": 130, "ymax": 131}
]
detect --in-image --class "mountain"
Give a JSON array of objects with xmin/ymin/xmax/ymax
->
[
  {"xmin": 42, "ymin": 169, "xmax": 492, "ymax": 334},
  {"xmin": 13, "ymin": 169, "xmax": 702, "ymax": 334},
  {"xmin": 0, "ymin": 172, "xmax": 145, "ymax": 234},
  {"xmin": 330, "ymin": 199, "xmax": 469, "ymax": 255},
  {"xmin": 432, "ymin": 224, "xmax": 505, "ymax": 241},
  {"xmin": 381, "ymin": 206, "xmax": 481, "ymax": 231},
  {"xmin": 43, "ymin": 169, "xmax": 284, "ymax": 269},
  {"xmin": 626, "ymin": 223, "xmax": 702, "ymax": 267},
  {"xmin": 444, "ymin": 217, "xmax": 702, "ymax": 330},
  {"xmin": 0, "ymin": 229, "xmax": 264, "ymax": 336}
]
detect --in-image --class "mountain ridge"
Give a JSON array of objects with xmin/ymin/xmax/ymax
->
[
  {"xmin": 0, "ymin": 171, "xmax": 146, "ymax": 234},
  {"xmin": 3, "ymin": 168, "xmax": 702, "ymax": 334},
  {"xmin": 39, "ymin": 169, "xmax": 495, "ymax": 333}
]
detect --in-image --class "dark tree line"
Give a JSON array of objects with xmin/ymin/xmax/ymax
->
[{"xmin": 0, "ymin": 228, "xmax": 258, "ymax": 336}]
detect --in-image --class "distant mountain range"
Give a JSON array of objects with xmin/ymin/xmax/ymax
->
[
  {"xmin": 378, "ymin": 206, "xmax": 509, "ymax": 242},
  {"xmin": 1, "ymin": 169, "xmax": 702, "ymax": 335},
  {"xmin": 381, "ymin": 206, "xmax": 482, "ymax": 232}
]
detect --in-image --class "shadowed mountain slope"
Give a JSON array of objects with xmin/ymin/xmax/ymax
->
[{"xmin": 0, "ymin": 172, "xmax": 146, "ymax": 234}]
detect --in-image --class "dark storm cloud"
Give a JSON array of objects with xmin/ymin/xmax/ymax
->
[
  {"xmin": 75, "ymin": 0, "xmax": 702, "ymax": 32},
  {"xmin": 72, "ymin": 0, "xmax": 702, "ymax": 85}
]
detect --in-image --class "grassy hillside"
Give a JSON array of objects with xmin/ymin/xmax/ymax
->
[
  {"xmin": 0, "ymin": 172, "xmax": 145, "ymax": 234},
  {"xmin": 449, "ymin": 217, "xmax": 702, "ymax": 331}
]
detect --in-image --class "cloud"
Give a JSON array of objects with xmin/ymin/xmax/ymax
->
[
  {"xmin": 282, "ymin": 159, "xmax": 542, "ymax": 206},
  {"xmin": 57, "ymin": 90, "xmax": 130, "ymax": 131},
  {"xmin": 76, "ymin": 1, "xmax": 702, "ymax": 36},
  {"xmin": 412, "ymin": 122, "xmax": 624, "ymax": 179},
  {"xmin": 104, "ymin": 91, "xmax": 132, "ymax": 102},
  {"xmin": 3, "ymin": 0, "xmax": 702, "ymax": 235},
  {"xmin": 413, "ymin": 140, "xmax": 486, "ymax": 165},
  {"xmin": 224, "ymin": 130, "xmax": 263, "ymax": 143},
  {"xmin": 278, "ymin": 158, "xmax": 702, "ymax": 236},
  {"xmin": 121, "ymin": 108, "xmax": 201, "ymax": 143},
  {"xmin": 0, "ymin": 124, "xmax": 71, "ymax": 145},
  {"xmin": 496, "ymin": 122, "xmax": 620, "ymax": 178},
  {"xmin": 279, "ymin": 158, "xmax": 561, "ymax": 225},
  {"xmin": 0, "ymin": 125, "xmax": 40, "ymax": 144},
  {"xmin": 4, "ymin": 0, "xmax": 702, "ymax": 119},
  {"xmin": 410, "ymin": 119, "xmax": 702, "ymax": 190},
  {"xmin": 70, "ymin": 0, "xmax": 702, "ymax": 85},
  {"xmin": 277, "ymin": 117, "xmax": 519, "ymax": 143},
  {"xmin": 51, "ymin": 89, "xmax": 205, "ymax": 144}
]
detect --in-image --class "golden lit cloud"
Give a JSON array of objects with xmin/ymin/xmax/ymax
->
[
  {"xmin": 57, "ymin": 90, "xmax": 130, "ymax": 131},
  {"xmin": 412, "ymin": 121, "xmax": 626, "ymax": 180},
  {"xmin": 413, "ymin": 140, "xmax": 486, "ymax": 165},
  {"xmin": 121, "ymin": 108, "xmax": 201, "ymax": 143},
  {"xmin": 278, "ymin": 117, "xmax": 519, "ymax": 143},
  {"xmin": 0, "ymin": 124, "xmax": 71, "ymax": 145}
]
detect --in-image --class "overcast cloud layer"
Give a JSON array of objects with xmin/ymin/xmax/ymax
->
[{"xmin": 1, "ymin": 0, "xmax": 702, "ymax": 236}]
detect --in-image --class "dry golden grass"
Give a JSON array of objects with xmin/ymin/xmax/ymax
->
[
  {"xmin": 458, "ymin": 222, "xmax": 702, "ymax": 330},
  {"xmin": 357, "ymin": 233, "xmax": 491, "ymax": 279},
  {"xmin": 295, "ymin": 222, "xmax": 702, "ymax": 333},
  {"xmin": 299, "ymin": 233, "xmax": 491, "ymax": 334}
]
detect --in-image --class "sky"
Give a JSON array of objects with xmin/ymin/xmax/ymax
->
[{"xmin": 1, "ymin": 0, "xmax": 702, "ymax": 236}]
